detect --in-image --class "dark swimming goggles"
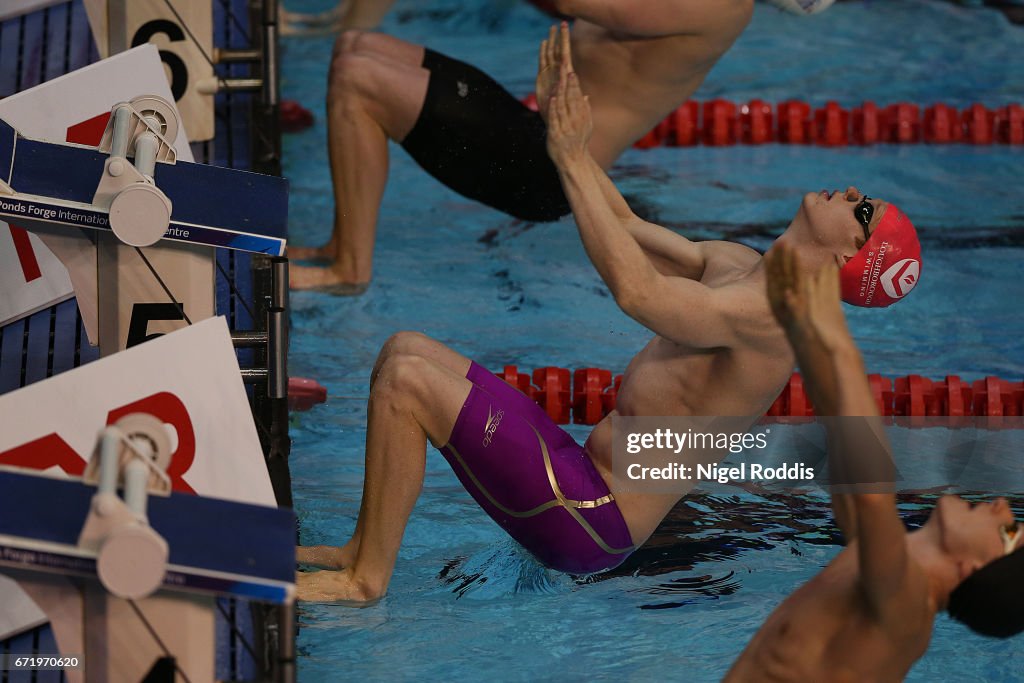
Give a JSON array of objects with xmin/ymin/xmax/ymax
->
[{"xmin": 854, "ymin": 196, "xmax": 874, "ymax": 241}]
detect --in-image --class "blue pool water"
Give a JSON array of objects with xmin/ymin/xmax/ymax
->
[{"xmin": 282, "ymin": 1, "xmax": 1024, "ymax": 680}]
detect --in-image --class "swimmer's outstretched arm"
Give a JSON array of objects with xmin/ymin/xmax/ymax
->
[
  {"xmin": 767, "ymin": 246, "xmax": 919, "ymax": 620},
  {"xmin": 552, "ymin": 0, "xmax": 749, "ymax": 36},
  {"xmin": 548, "ymin": 68, "xmax": 750, "ymax": 348},
  {"xmin": 538, "ymin": 24, "xmax": 708, "ymax": 279}
]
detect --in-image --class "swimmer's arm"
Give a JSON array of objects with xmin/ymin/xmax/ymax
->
[
  {"xmin": 558, "ymin": 156, "xmax": 739, "ymax": 347},
  {"xmin": 851, "ymin": 490, "xmax": 913, "ymax": 621},
  {"xmin": 553, "ymin": 0, "xmax": 748, "ymax": 37},
  {"xmin": 585, "ymin": 154, "xmax": 707, "ymax": 278},
  {"xmin": 824, "ymin": 342, "xmax": 911, "ymax": 618}
]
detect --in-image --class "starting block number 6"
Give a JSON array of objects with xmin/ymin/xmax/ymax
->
[{"xmin": 131, "ymin": 20, "xmax": 188, "ymax": 102}]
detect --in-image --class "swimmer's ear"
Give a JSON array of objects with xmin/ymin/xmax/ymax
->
[{"xmin": 838, "ymin": 246, "xmax": 861, "ymax": 266}]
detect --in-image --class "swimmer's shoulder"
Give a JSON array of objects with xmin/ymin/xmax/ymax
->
[{"xmin": 698, "ymin": 240, "xmax": 763, "ymax": 286}]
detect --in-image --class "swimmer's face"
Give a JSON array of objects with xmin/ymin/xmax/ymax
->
[
  {"xmin": 933, "ymin": 495, "xmax": 1017, "ymax": 576},
  {"xmin": 800, "ymin": 186, "xmax": 887, "ymax": 256}
]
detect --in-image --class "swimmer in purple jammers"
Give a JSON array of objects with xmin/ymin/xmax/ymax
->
[{"xmin": 295, "ymin": 29, "xmax": 923, "ymax": 604}]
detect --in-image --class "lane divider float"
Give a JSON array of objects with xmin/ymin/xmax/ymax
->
[{"xmin": 497, "ymin": 365, "xmax": 1024, "ymax": 425}]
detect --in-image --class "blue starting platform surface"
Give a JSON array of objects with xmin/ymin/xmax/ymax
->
[
  {"xmin": 0, "ymin": 118, "xmax": 288, "ymax": 255},
  {"xmin": 0, "ymin": 469, "xmax": 295, "ymax": 604}
]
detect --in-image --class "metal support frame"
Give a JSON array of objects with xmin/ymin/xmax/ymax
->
[
  {"xmin": 242, "ymin": 4, "xmax": 291, "ymax": 681},
  {"xmin": 251, "ymin": 0, "xmax": 282, "ymax": 177}
]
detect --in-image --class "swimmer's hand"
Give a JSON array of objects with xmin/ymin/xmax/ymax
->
[
  {"xmin": 546, "ymin": 69, "xmax": 592, "ymax": 167},
  {"xmin": 537, "ymin": 22, "xmax": 573, "ymax": 122},
  {"xmin": 765, "ymin": 243, "xmax": 851, "ymax": 354}
]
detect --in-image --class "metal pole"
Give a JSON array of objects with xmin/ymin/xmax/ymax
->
[
  {"xmin": 214, "ymin": 47, "xmax": 262, "ymax": 62},
  {"xmin": 271, "ymin": 257, "xmax": 288, "ymax": 310},
  {"xmin": 279, "ymin": 602, "xmax": 296, "ymax": 683},
  {"xmin": 231, "ymin": 331, "xmax": 270, "ymax": 347},
  {"xmin": 267, "ymin": 257, "xmax": 288, "ymax": 400},
  {"xmin": 263, "ymin": 0, "xmax": 279, "ymax": 107},
  {"xmin": 268, "ymin": 307, "xmax": 286, "ymax": 399}
]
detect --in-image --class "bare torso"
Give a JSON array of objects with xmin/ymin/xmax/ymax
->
[
  {"xmin": 583, "ymin": 242, "xmax": 795, "ymax": 543},
  {"xmin": 572, "ymin": 1, "xmax": 754, "ymax": 167},
  {"xmin": 724, "ymin": 546, "xmax": 933, "ymax": 682}
]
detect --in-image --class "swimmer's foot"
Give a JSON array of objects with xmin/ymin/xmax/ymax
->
[
  {"xmin": 296, "ymin": 569, "xmax": 384, "ymax": 605},
  {"xmin": 286, "ymin": 244, "xmax": 335, "ymax": 262},
  {"xmin": 289, "ymin": 263, "xmax": 370, "ymax": 294},
  {"xmin": 296, "ymin": 544, "xmax": 347, "ymax": 569}
]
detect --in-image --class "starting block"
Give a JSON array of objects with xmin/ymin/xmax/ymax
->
[
  {"xmin": 0, "ymin": 103, "xmax": 287, "ymax": 256},
  {"xmin": 0, "ymin": 459, "xmax": 295, "ymax": 682},
  {"xmin": 0, "ymin": 467, "xmax": 295, "ymax": 603}
]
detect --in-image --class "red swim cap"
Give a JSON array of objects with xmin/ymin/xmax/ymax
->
[{"xmin": 839, "ymin": 204, "xmax": 921, "ymax": 308}]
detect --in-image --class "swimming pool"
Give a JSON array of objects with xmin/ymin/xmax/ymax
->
[{"xmin": 282, "ymin": 1, "xmax": 1024, "ymax": 680}]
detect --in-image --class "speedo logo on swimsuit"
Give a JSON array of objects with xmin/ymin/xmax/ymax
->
[
  {"xmin": 880, "ymin": 258, "xmax": 920, "ymax": 299},
  {"xmin": 483, "ymin": 405, "xmax": 505, "ymax": 447}
]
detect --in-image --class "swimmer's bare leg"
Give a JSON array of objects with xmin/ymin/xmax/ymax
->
[
  {"xmin": 370, "ymin": 331, "xmax": 472, "ymax": 389},
  {"xmin": 289, "ymin": 32, "xmax": 428, "ymax": 289},
  {"xmin": 297, "ymin": 352, "xmax": 471, "ymax": 603},
  {"xmin": 296, "ymin": 332, "xmax": 472, "ymax": 574}
]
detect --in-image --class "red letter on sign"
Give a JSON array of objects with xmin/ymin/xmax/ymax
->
[
  {"xmin": 107, "ymin": 392, "xmax": 197, "ymax": 494},
  {"xmin": 9, "ymin": 225, "xmax": 43, "ymax": 282},
  {"xmin": 0, "ymin": 393, "xmax": 197, "ymax": 491},
  {"xmin": 0, "ymin": 434, "xmax": 88, "ymax": 475},
  {"xmin": 66, "ymin": 112, "xmax": 111, "ymax": 146}
]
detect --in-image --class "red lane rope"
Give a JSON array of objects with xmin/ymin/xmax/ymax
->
[
  {"xmin": 496, "ymin": 365, "xmax": 1024, "ymax": 425},
  {"xmin": 522, "ymin": 95, "xmax": 1024, "ymax": 147},
  {"xmin": 635, "ymin": 100, "xmax": 1024, "ymax": 148}
]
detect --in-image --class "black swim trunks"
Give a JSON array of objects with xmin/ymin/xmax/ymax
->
[{"xmin": 400, "ymin": 49, "xmax": 571, "ymax": 222}]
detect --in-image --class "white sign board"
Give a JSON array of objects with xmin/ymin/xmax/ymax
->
[
  {"xmin": 0, "ymin": 574, "xmax": 47, "ymax": 641},
  {"xmin": 0, "ymin": 316, "xmax": 276, "ymax": 507},
  {"xmin": 0, "ymin": 44, "xmax": 214, "ymax": 352},
  {"xmin": 0, "ymin": 44, "xmax": 197, "ymax": 335},
  {"xmin": 0, "ymin": 224, "xmax": 75, "ymax": 326}
]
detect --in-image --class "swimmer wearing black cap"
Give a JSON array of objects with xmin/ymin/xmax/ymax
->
[{"xmin": 726, "ymin": 243, "xmax": 1024, "ymax": 681}]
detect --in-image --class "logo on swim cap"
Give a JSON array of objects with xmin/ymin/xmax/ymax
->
[
  {"xmin": 766, "ymin": 0, "xmax": 837, "ymax": 15},
  {"xmin": 840, "ymin": 204, "xmax": 921, "ymax": 308},
  {"xmin": 880, "ymin": 258, "xmax": 920, "ymax": 299}
]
